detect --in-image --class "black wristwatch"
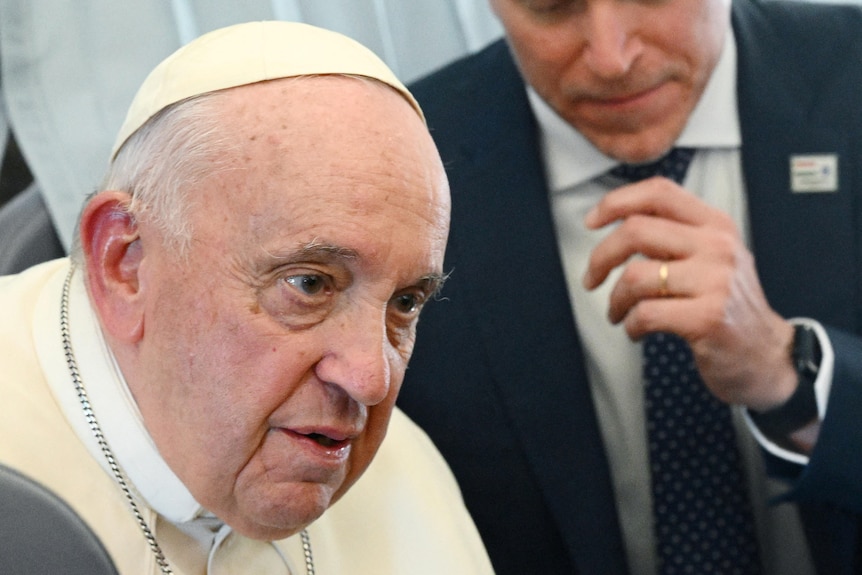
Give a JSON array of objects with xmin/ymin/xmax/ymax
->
[{"xmin": 749, "ymin": 324, "xmax": 821, "ymax": 439}]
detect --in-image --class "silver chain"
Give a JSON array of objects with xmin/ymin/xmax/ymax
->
[
  {"xmin": 301, "ymin": 529, "xmax": 315, "ymax": 575},
  {"xmin": 60, "ymin": 266, "xmax": 314, "ymax": 574}
]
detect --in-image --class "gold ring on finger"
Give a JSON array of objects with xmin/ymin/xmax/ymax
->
[{"xmin": 658, "ymin": 261, "xmax": 669, "ymax": 297}]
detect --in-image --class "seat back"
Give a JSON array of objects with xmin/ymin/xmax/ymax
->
[
  {"xmin": 0, "ymin": 184, "xmax": 65, "ymax": 276},
  {"xmin": 0, "ymin": 463, "xmax": 119, "ymax": 574}
]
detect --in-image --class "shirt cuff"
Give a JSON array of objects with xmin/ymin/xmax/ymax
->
[{"xmin": 743, "ymin": 318, "xmax": 833, "ymax": 466}]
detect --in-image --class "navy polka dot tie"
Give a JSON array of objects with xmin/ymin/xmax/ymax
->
[
  {"xmin": 611, "ymin": 149, "xmax": 762, "ymax": 575},
  {"xmin": 609, "ymin": 148, "xmax": 696, "ymax": 186}
]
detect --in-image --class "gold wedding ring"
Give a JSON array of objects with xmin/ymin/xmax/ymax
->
[{"xmin": 658, "ymin": 262, "xmax": 669, "ymax": 297}]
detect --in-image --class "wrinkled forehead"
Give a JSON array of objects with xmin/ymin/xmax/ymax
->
[{"xmin": 194, "ymin": 75, "xmax": 448, "ymax": 235}]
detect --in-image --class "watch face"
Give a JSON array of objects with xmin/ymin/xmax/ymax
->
[{"xmin": 793, "ymin": 325, "xmax": 821, "ymax": 377}]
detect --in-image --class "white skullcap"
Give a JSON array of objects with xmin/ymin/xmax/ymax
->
[{"xmin": 111, "ymin": 20, "xmax": 423, "ymax": 158}]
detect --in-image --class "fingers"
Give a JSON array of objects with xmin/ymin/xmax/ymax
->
[
  {"xmin": 584, "ymin": 179, "xmax": 744, "ymax": 338},
  {"xmin": 582, "ymin": 213, "xmax": 699, "ymax": 290},
  {"xmin": 618, "ymin": 293, "xmax": 706, "ymax": 340},
  {"xmin": 605, "ymin": 257, "xmax": 728, "ymax": 333},
  {"xmin": 605, "ymin": 259, "xmax": 672, "ymax": 325},
  {"xmin": 583, "ymin": 179, "xmax": 739, "ymax": 292},
  {"xmin": 584, "ymin": 177, "xmax": 734, "ymax": 232}
]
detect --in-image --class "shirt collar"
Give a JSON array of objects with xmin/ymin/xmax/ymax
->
[
  {"xmin": 35, "ymin": 262, "xmax": 205, "ymax": 525},
  {"xmin": 532, "ymin": 26, "xmax": 741, "ymax": 193}
]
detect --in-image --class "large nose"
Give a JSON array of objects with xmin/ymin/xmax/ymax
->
[
  {"xmin": 313, "ymin": 302, "xmax": 392, "ymax": 406},
  {"xmin": 580, "ymin": 4, "xmax": 641, "ymax": 79}
]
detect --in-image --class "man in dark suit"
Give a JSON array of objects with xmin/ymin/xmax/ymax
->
[{"xmin": 398, "ymin": 0, "xmax": 862, "ymax": 573}]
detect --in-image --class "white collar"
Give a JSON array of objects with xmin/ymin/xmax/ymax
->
[
  {"xmin": 531, "ymin": 26, "xmax": 741, "ymax": 193},
  {"xmin": 34, "ymin": 262, "xmax": 205, "ymax": 525}
]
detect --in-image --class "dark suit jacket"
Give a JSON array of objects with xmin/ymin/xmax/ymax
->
[{"xmin": 398, "ymin": 1, "xmax": 862, "ymax": 573}]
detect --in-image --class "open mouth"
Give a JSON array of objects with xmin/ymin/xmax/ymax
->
[
  {"xmin": 305, "ymin": 432, "xmax": 341, "ymax": 448},
  {"xmin": 280, "ymin": 425, "xmax": 354, "ymax": 454}
]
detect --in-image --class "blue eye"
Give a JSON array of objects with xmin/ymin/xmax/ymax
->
[{"xmin": 285, "ymin": 274, "xmax": 327, "ymax": 296}]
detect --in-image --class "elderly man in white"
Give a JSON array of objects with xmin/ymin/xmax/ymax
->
[{"xmin": 0, "ymin": 21, "xmax": 493, "ymax": 575}]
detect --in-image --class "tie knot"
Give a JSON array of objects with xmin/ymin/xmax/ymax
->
[{"xmin": 609, "ymin": 147, "xmax": 695, "ymax": 185}]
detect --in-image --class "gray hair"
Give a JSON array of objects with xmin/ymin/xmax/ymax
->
[
  {"xmin": 70, "ymin": 91, "xmax": 235, "ymax": 265},
  {"xmin": 69, "ymin": 74, "xmax": 411, "ymax": 268}
]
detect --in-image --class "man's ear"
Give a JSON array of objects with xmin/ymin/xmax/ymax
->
[{"xmin": 79, "ymin": 191, "xmax": 146, "ymax": 344}]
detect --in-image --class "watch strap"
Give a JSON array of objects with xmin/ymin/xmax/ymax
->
[{"xmin": 749, "ymin": 324, "xmax": 821, "ymax": 439}]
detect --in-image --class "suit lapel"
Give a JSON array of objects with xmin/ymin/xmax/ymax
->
[
  {"xmin": 734, "ymin": 0, "xmax": 859, "ymax": 329},
  {"xmin": 443, "ymin": 42, "xmax": 628, "ymax": 574}
]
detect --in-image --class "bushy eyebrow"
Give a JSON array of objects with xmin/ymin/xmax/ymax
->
[
  {"xmin": 272, "ymin": 240, "xmax": 447, "ymax": 296},
  {"xmin": 295, "ymin": 241, "xmax": 359, "ymax": 262},
  {"xmin": 420, "ymin": 271, "xmax": 450, "ymax": 300},
  {"xmin": 266, "ymin": 240, "xmax": 359, "ymax": 264}
]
